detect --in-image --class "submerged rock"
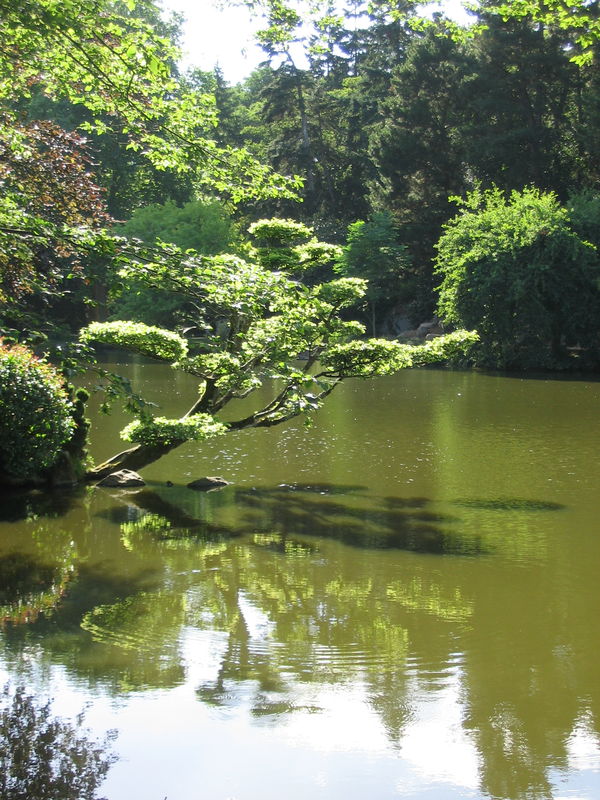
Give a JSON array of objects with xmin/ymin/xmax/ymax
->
[
  {"xmin": 96, "ymin": 469, "xmax": 145, "ymax": 488},
  {"xmin": 187, "ymin": 476, "xmax": 230, "ymax": 491}
]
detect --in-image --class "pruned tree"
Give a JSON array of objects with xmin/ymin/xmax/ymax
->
[{"xmin": 81, "ymin": 228, "xmax": 477, "ymax": 479}]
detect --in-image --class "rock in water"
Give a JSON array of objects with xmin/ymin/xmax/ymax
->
[
  {"xmin": 96, "ymin": 469, "xmax": 145, "ymax": 487},
  {"xmin": 187, "ymin": 476, "xmax": 229, "ymax": 491}
]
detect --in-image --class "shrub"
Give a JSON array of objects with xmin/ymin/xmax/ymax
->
[
  {"xmin": 247, "ymin": 218, "xmax": 312, "ymax": 246},
  {"xmin": 247, "ymin": 218, "xmax": 340, "ymax": 274},
  {"xmin": 0, "ymin": 342, "xmax": 74, "ymax": 480},
  {"xmin": 435, "ymin": 187, "xmax": 600, "ymax": 369}
]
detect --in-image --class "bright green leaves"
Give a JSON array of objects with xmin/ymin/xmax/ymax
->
[
  {"xmin": 117, "ymin": 252, "xmax": 290, "ymax": 320},
  {"xmin": 321, "ymin": 338, "xmax": 415, "ymax": 376},
  {"xmin": 174, "ymin": 352, "xmax": 263, "ymax": 396},
  {"xmin": 435, "ymin": 187, "xmax": 600, "ymax": 368},
  {"xmin": 295, "ymin": 241, "xmax": 343, "ymax": 272},
  {"xmin": 320, "ymin": 331, "xmax": 479, "ymax": 377},
  {"xmin": 0, "ymin": 342, "xmax": 75, "ymax": 479},
  {"xmin": 121, "ymin": 414, "xmax": 227, "ymax": 447},
  {"xmin": 410, "ymin": 329, "xmax": 480, "ymax": 366},
  {"xmin": 313, "ymin": 278, "xmax": 367, "ymax": 308},
  {"xmin": 80, "ymin": 321, "xmax": 188, "ymax": 362},
  {"xmin": 248, "ymin": 217, "xmax": 342, "ymax": 273},
  {"xmin": 248, "ymin": 218, "xmax": 313, "ymax": 244},
  {"xmin": 0, "ymin": 0, "xmax": 299, "ymax": 203}
]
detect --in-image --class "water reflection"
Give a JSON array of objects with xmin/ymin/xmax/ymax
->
[
  {"xmin": 0, "ymin": 487, "xmax": 82, "ymax": 523},
  {"xmin": 0, "ymin": 442, "xmax": 599, "ymax": 799},
  {"xmin": 0, "ymin": 683, "xmax": 116, "ymax": 800},
  {"xmin": 0, "ymin": 553, "xmax": 71, "ymax": 626}
]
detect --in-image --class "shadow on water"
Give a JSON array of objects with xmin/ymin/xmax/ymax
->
[
  {"xmin": 113, "ymin": 483, "xmax": 488, "ymax": 557},
  {"xmin": 97, "ymin": 487, "xmax": 244, "ymax": 543},
  {"xmin": 477, "ymin": 367, "xmax": 600, "ymax": 383},
  {"xmin": 233, "ymin": 484, "xmax": 482, "ymax": 556},
  {"xmin": 452, "ymin": 497, "xmax": 566, "ymax": 512},
  {"xmin": 0, "ymin": 486, "xmax": 84, "ymax": 523},
  {"xmin": 274, "ymin": 482, "xmax": 369, "ymax": 495}
]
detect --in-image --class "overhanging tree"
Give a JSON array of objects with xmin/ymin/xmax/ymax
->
[
  {"xmin": 81, "ymin": 235, "xmax": 478, "ymax": 479},
  {"xmin": 0, "ymin": 0, "xmax": 479, "ymax": 485}
]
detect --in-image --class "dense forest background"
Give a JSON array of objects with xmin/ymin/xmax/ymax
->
[{"xmin": 3, "ymin": 0, "xmax": 600, "ymax": 371}]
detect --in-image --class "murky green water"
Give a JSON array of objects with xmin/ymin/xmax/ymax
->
[{"xmin": 1, "ymin": 361, "xmax": 599, "ymax": 800}]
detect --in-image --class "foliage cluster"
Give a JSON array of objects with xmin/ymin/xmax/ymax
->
[
  {"xmin": 117, "ymin": 200, "xmax": 239, "ymax": 255},
  {"xmin": 0, "ymin": 0, "xmax": 301, "ymax": 340},
  {"xmin": 435, "ymin": 188, "xmax": 600, "ymax": 368},
  {"xmin": 0, "ymin": 342, "xmax": 75, "ymax": 480},
  {"xmin": 320, "ymin": 329, "xmax": 480, "ymax": 376},
  {"xmin": 335, "ymin": 212, "xmax": 412, "ymax": 333},
  {"xmin": 108, "ymin": 199, "xmax": 242, "ymax": 327},
  {"xmin": 0, "ymin": 115, "xmax": 113, "ymax": 317},
  {"xmin": 121, "ymin": 414, "xmax": 228, "ymax": 447},
  {"xmin": 248, "ymin": 217, "xmax": 342, "ymax": 273},
  {"xmin": 0, "ymin": 0, "xmax": 298, "ymax": 198},
  {"xmin": 80, "ymin": 321, "xmax": 189, "ymax": 362}
]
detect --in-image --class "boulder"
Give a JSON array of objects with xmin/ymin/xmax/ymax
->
[
  {"xmin": 96, "ymin": 469, "xmax": 145, "ymax": 488},
  {"xmin": 415, "ymin": 320, "xmax": 444, "ymax": 339},
  {"xmin": 398, "ymin": 329, "xmax": 419, "ymax": 341},
  {"xmin": 187, "ymin": 476, "xmax": 230, "ymax": 491}
]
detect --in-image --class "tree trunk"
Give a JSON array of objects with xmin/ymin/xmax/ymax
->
[{"xmin": 85, "ymin": 439, "xmax": 186, "ymax": 481}]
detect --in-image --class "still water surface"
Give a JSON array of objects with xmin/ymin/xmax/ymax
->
[{"xmin": 1, "ymin": 362, "xmax": 599, "ymax": 800}]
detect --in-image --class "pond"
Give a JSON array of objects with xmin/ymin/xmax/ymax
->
[{"xmin": 1, "ymin": 360, "xmax": 599, "ymax": 800}]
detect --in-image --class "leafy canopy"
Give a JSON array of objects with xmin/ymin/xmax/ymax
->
[
  {"xmin": 0, "ymin": 0, "xmax": 301, "ymax": 331},
  {"xmin": 487, "ymin": 0, "xmax": 600, "ymax": 65},
  {"xmin": 0, "ymin": 0, "xmax": 299, "ymax": 198},
  {"xmin": 435, "ymin": 187, "xmax": 600, "ymax": 368}
]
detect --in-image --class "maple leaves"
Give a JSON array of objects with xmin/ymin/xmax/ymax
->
[
  {"xmin": 0, "ymin": 114, "xmax": 112, "ymax": 302},
  {"xmin": 1, "ymin": 118, "xmax": 110, "ymax": 229}
]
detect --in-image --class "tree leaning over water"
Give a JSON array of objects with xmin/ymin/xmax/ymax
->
[{"xmin": 80, "ymin": 226, "xmax": 478, "ymax": 480}]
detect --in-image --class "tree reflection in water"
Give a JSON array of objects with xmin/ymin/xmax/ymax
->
[
  {"xmin": 0, "ymin": 483, "xmax": 598, "ymax": 800},
  {"xmin": 0, "ymin": 684, "xmax": 116, "ymax": 800}
]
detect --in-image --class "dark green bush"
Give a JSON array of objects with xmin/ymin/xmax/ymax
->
[
  {"xmin": 0, "ymin": 342, "xmax": 74, "ymax": 480},
  {"xmin": 335, "ymin": 212, "xmax": 412, "ymax": 335},
  {"xmin": 435, "ymin": 187, "xmax": 600, "ymax": 369}
]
